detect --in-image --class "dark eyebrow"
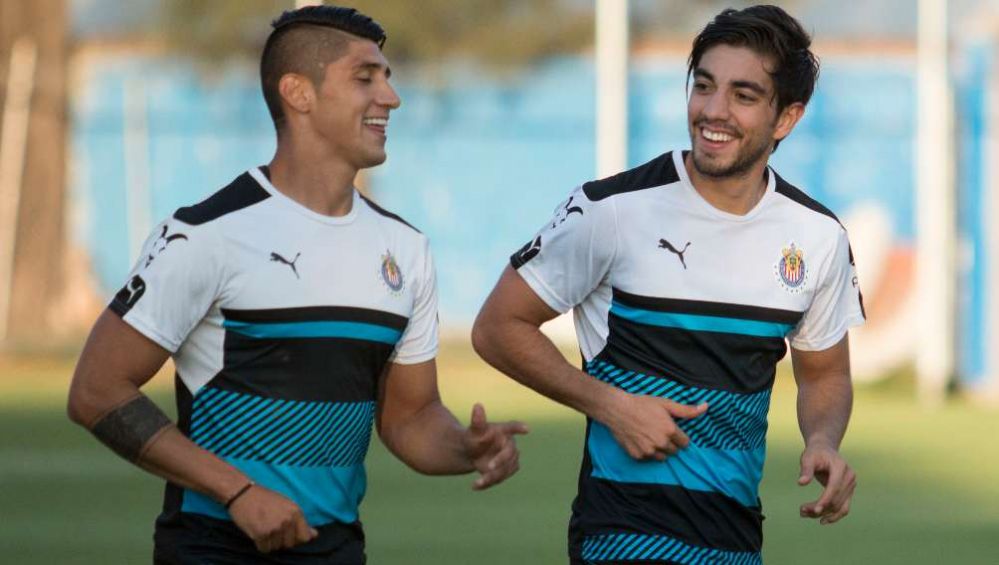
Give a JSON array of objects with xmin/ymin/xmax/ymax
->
[
  {"xmin": 693, "ymin": 68, "xmax": 714, "ymax": 82},
  {"xmin": 695, "ymin": 67, "xmax": 767, "ymax": 96},
  {"xmin": 731, "ymin": 80, "xmax": 767, "ymax": 95},
  {"xmin": 355, "ymin": 62, "xmax": 391, "ymax": 78}
]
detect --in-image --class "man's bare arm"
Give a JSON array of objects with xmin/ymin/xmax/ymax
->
[
  {"xmin": 67, "ymin": 310, "xmax": 317, "ymax": 552},
  {"xmin": 790, "ymin": 335, "xmax": 856, "ymax": 525},
  {"xmin": 376, "ymin": 359, "xmax": 527, "ymax": 490},
  {"xmin": 472, "ymin": 266, "xmax": 706, "ymax": 461}
]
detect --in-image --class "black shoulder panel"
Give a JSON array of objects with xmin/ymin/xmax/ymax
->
[
  {"xmin": 582, "ymin": 152, "xmax": 680, "ymax": 202},
  {"xmin": 360, "ymin": 194, "xmax": 421, "ymax": 233},
  {"xmin": 173, "ymin": 171, "xmax": 271, "ymax": 226},
  {"xmin": 773, "ymin": 173, "xmax": 841, "ymax": 225}
]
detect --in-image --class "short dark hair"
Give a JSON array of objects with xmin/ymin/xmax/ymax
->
[
  {"xmin": 688, "ymin": 5, "xmax": 819, "ymax": 149},
  {"xmin": 260, "ymin": 5, "xmax": 387, "ymax": 131}
]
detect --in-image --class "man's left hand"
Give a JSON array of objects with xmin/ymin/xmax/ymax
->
[
  {"xmin": 463, "ymin": 403, "xmax": 529, "ymax": 490},
  {"xmin": 798, "ymin": 443, "xmax": 856, "ymax": 525}
]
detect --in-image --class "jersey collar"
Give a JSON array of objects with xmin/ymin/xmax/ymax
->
[
  {"xmin": 672, "ymin": 150, "xmax": 775, "ymax": 223},
  {"xmin": 249, "ymin": 167, "xmax": 361, "ymax": 226}
]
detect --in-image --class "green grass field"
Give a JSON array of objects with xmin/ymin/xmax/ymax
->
[{"xmin": 1, "ymin": 346, "xmax": 998, "ymax": 564}]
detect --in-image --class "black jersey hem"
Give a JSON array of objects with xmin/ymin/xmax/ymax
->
[
  {"xmin": 154, "ymin": 512, "xmax": 365, "ymax": 565},
  {"xmin": 568, "ymin": 420, "xmax": 763, "ymax": 555}
]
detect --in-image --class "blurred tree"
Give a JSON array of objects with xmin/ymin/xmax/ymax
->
[
  {"xmin": 631, "ymin": 0, "xmax": 805, "ymax": 43},
  {"xmin": 0, "ymin": 0, "xmax": 70, "ymax": 347},
  {"xmin": 160, "ymin": 0, "xmax": 593, "ymax": 70}
]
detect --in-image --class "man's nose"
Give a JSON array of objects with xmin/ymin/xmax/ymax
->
[
  {"xmin": 701, "ymin": 90, "xmax": 730, "ymax": 121},
  {"xmin": 379, "ymin": 82, "xmax": 401, "ymax": 109}
]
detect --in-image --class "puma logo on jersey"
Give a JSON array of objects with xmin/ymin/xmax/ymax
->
[
  {"xmin": 270, "ymin": 252, "xmax": 301, "ymax": 279},
  {"xmin": 144, "ymin": 225, "xmax": 188, "ymax": 267},
  {"xmin": 658, "ymin": 239, "xmax": 691, "ymax": 270}
]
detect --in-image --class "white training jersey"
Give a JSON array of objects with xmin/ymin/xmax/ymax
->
[
  {"xmin": 110, "ymin": 167, "xmax": 437, "ymax": 531},
  {"xmin": 515, "ymin": 149, "xmax": 864, "ymax": 369},
  {"xmin": 510, "ymin": 149, "xmax": 865, "ymax": 562}
]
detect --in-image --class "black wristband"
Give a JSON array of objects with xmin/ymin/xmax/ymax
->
[{"xmin": 224, "ymin": 481, "xmax": 255, "ymax": 510}]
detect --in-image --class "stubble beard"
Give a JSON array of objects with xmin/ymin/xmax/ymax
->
[{"xmin": 689, "ymin": 124, "xmax": 774, "ymax": 179}]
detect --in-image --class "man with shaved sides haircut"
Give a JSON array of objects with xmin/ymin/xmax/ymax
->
[
  {"xmin": 474, "ymin": 5, "xmax": 864, "ymax": 564},
  {"xmin": 69, "ymin": 5, "xmax": 527, "ymax": 563}
]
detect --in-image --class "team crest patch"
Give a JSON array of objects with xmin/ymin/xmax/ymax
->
[
  {"xmin": 774, "ymin": 242, "xmax": 807, "ymax": 293},
  {"xmin": 380, "ymin": 251, "xmax": 404, "ymax": 294}
]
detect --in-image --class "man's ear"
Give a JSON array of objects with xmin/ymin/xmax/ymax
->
[
  {"xmin": 278, "ymin": 73, "xmax": 315, "ymax": 117},
  {"xmin": 774, "ymin": 102, "xmax": 805, "ymax": 143}
]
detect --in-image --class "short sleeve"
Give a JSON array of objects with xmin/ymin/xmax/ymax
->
[
  {"xmin": 109, "ymin": 218, "xmax": 223, "ymax": 353},
  {"xmin": 390, "ymin": 237, "xmax": 439, "ymax": 365},
  {"xmin": 509, "ymin": 185, "xmax": 617, "ymax": 313},
  {"xmin": 787, "ymin": 228, "xmax": 866, "ymax": 351}
]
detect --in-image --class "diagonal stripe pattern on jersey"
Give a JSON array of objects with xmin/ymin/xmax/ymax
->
[
  {"xmin": 190, "ymin": 387, "xmax": 375, "ymax": 468},
  {"xmin": 178, "ymin": 306, "xmax": 409, "ymax": 525},
  {"xmin": 585, "ymin": 359, "xmax": 771, "ymax": 451},
  {"xmin": 582, "ymin": 532, "xmax": 762, "ymax": 564}
]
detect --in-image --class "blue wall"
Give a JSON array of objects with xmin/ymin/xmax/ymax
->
[{"xmin": 955, "ymin": 41, "xmax": 993, "ymax": 387}]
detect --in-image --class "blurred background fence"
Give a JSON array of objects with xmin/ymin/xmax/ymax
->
[
  {"xmin": 70, "ymin": 47, "xmax": 922, "ymax": 374},
  {"xmin": 22, "ymin": 0, "xmax": 997, "ymax": 397}
]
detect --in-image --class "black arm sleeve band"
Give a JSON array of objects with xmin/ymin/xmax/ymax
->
[{"xmin": 91, "ymin": 395, "xmax": 173, "ymax": 463}]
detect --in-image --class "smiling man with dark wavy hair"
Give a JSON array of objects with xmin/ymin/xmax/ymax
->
[{"xmin": 474, "ymin": 5, "xmax": 864, "ymax": 564}]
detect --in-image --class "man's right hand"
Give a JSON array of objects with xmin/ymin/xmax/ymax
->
[
  {"xmin": 228, "ymin": 485, "xmax": 318, "ymax": 553},
  {"xmin": 601, "ymin": 392, "xmax": 708, "ymax": 461}
]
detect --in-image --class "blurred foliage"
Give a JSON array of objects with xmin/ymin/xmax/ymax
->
[
  {"xmin": 159, "ymin": 0, "xmax": 593, "ymax": 70},
  {"xmin": 158, "ymin": 0, "xmax": 287, "ymax": 65},
  {"xmin": 631, "ymin": 0, "xmax": 804, "ymax": 42}
]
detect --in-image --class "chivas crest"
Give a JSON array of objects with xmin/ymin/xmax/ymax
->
[
  {"xmin": 775, "ymin": 242, "xmax": 807, "ymax": 292},
  {"xmin": 380, "ymin": 251, "xmax": 404, "ymax": 293}
]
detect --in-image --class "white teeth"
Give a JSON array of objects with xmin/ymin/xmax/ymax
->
[
  {"xmin": 702, "ymin": 128, "xmax": 734, "ymax": 142},
  {"xmin": 364, "ymin": 117, "xmax": 388, "ymax": 126}
]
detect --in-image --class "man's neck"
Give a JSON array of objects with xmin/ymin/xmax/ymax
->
[
  {"xmin": 267, "ymin": 138, "xmax": 358, "ymax": 218},
  {"xmin": 683, "ymin": 152, "xmax": 769, "ymax": 216}
]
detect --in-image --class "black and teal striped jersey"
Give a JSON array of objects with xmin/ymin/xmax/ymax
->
[
  {"xmin": 511, "ymin": 150, "xmax": 864, "ymax": 564},
  {"xmin": 110, "ymin": 167, "xmax": 437, "ymax": 555}
]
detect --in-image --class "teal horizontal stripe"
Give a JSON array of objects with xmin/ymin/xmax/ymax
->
[
  {"xmin": 588, "ymin": 421, "xmax": 764, "ymax": 507},
  {"xmin": 610, "ymin": 302, "xmax": 793, "ymax": 338},
  {"xmin": 182, "ymin": 457, "xmax": 366, "ymax": 526},
  {"xmin": 223, "ymin": 319, "xmax": 402, "ymax": 344}
]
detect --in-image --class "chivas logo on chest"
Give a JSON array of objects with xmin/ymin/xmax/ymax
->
[
  {"xmin": 379, "ymin": 250, "xmax": 404, "ymax": 295},
  {"xmin": 774, "ymin": 242, "xmax": 807, "ymax": 293}
]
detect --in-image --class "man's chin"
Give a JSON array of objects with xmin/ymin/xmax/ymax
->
[
  {"xmin": 691, "ymin": 151, "xmax": 737, "ymax": 178},
  {"xmin": 356, "ymin": 150, "xmax": 388, "ymax": 170}
]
